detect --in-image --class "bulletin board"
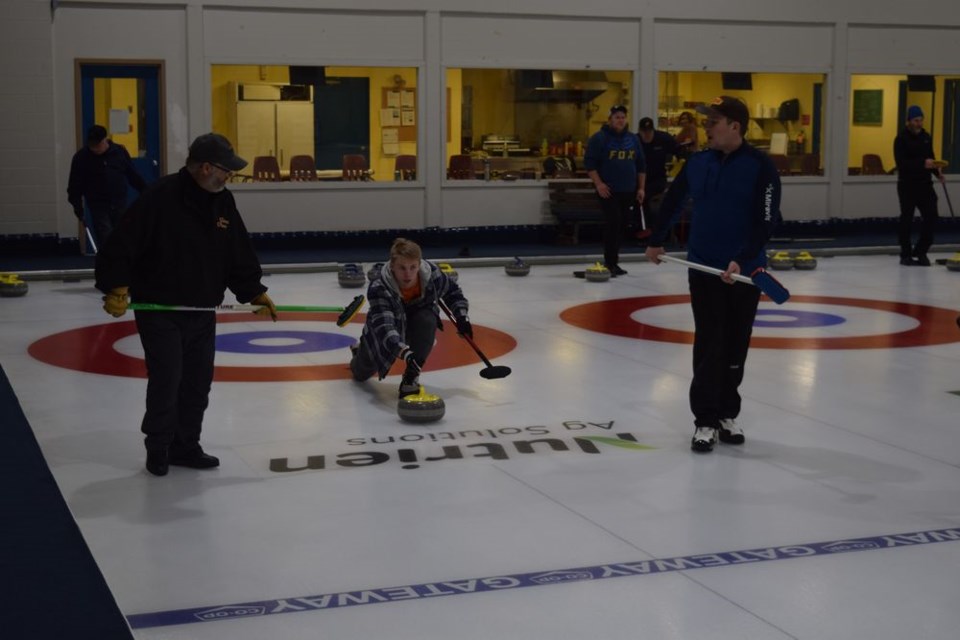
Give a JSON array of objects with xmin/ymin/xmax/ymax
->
[
  {"xmin": 853, "ymin": 89, "xmax": 883, "ymax": 126},
  {"xmin": 381, "ymin": 87, "xmax": 417, "ymax": 143},
  {"xmin": 380, "ymin": 87, "xmax": 452, "ymax": 154}
]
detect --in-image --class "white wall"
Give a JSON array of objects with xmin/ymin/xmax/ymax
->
[{"xmin": 2, "ymin": 0, "xmax": 958, "ymax": 238}]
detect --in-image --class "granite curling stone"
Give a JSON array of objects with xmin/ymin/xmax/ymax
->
[
  {"xmin": 338, "ymin": 263, "xmax": 367, "ymax": 288},
  {"xmin": 398, "ymin": 387, "xmax": 445, "ymax": 423},
  {"xmin": 367, "ymin": 262, "xmax": 384, "ymax": 282},
  {"xmin": 769, "ymin": 251, "xmax": 795, "ymax": 271},
  {"xmin": 793, "ymin": 251, "xmax": 818, "ymax": 270},
  {"xmin": 584, "ymin": 262, "xmax": 611, "ymax": 282},
  {"xmin": 0, "ymin": 273, "xmax": 28, "ymax": 297},
  {"xmin": 504, "ymin": 257, "xmax": 531, "ymax": 277},
  {"xmin": 946, "ymin": 252, "xmax": 960, "ymax": 272}
]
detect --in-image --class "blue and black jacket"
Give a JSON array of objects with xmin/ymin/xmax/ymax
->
[
  {"xmin": 650, "ymin": 142, "xmax": 781, "ymax": 274},
  {"xmin": 583, "ymin": 125, "xmax": 646, "ymax": 193},
  {"xmin": 67, "ymin": 141, "xmax": 147, "ymax": 209}
]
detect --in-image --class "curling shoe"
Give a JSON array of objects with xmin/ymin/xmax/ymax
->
[
  {"xmin": 399, "ymin": 370, "xmax": 420, "ymax": 399},
  {"xmin": 691, "ymin": 426, "xmax": 718, "ymax": 453},
  {"xmin": 145, "ymin": 450, "xmax": 169, "ymax": 476},
  {"xmin": 169, "ymin": 448, "xmax": 220, "ymax": 469},
  {"xmin": 718, "ymin": 419, "xmax": 745, "ymax": 445}
]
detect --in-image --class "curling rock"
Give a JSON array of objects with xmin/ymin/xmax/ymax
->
[
  {"xmin": 398, "ymin": 387, "xmax": 445, "ymax": 423},
  {"xmin": 438, "ymin": 263, "xmax": 459, "ymax": 283},
  {"xmin": 338, "ymin": 263, "xmax": 366, "ymax": 288},
  {"xmin": 367, "ymin": 262, "xmax": 384, "ymax": 281},
  {"xmin": 504, "ymin": 257, "xmax": 530, "ymax": 277},
  {"xmin": 0, "ymin": 274, "xmax": 28, "ymax": 297},
  {"xmin": 946, "ymin": 253, "xmax": 960, "ymax": 272},
  {"xmin": 769, "ymin": 251, "xmax": 794, "ymax": 271},
  {"xmin": 793, "ymin": 251, "xmax": 818, "ymax": 270},
  {"xmin": 584, "ymin": 263, "xmax": 611, "ymax": 282}
]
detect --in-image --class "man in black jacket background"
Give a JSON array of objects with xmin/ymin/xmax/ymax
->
[
  {"xmin": 893, "ymin": 105, "xmax": 945, "ymax": 266},
  {"xmin": 67, "ymin": 125, "xmax": 147, "ymax": 246}
]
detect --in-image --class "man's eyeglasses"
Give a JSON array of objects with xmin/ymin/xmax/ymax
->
[{"xmin": 208, "ymin": 162, "xmax": 234, "ymax": 174}]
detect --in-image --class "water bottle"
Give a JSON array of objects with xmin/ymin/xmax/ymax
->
[
  {"xmin": 394, "ymin": 170, "xmax": 402, "ymax": 181},
  {"xmin": 483, "ymin": 158, "xmax": 491, "ymax": 181}
]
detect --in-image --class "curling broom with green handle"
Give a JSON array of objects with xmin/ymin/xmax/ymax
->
[
  {"xmin": 129, "ymin": 294, "xmax": 365, "ymax": 327},
  {"xmin": 659, "ymin": 255, "xmax": 790, "ymax": 304}
]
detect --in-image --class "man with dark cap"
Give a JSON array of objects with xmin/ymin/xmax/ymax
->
[
  {"xmin": 637, "ymin": 116, "xmax": 678, "ymax": 239},
  {"xmin": 583, "ymin": 104, "xmax": 646, "ymax": 275},
  {"xmin": 893, "ymin": 105, "xmax": 945, "ymax": 266},
  {"xmin": 645, "ymin": 96, "xmax": 781, "ymax": 454},
  {"xmin": 67, "ymin": 124, "xmax": 148, "ymax": 246},
  {"xmin": 95, "ymin": 133, "xmax": 278, "ymax": 477}
]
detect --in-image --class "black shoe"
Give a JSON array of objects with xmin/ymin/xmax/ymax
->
[
  {"xmin": 398, "ymin": 370, "xmax": 420, "ymax": 398},
  {"xmin": 146, "ymin": 450, "xmax": 169, "ymax": 476},
  {"xmin": 168, "ymin": 449, "xmax": 220, "ymax": 469},
  {"xmin": 915, "ymin": 255, "xmax": 931, "ymax": 267},
  {"xmin": 612, "ymin": 266, "xmax": 628, "ymax": 276},
  {"xmin": 900, "ymin": 256, "xmax": 918, "ymax": 266}
]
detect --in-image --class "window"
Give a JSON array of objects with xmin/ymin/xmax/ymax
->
[
  {"xmin": 211, "ymin": 65, "xmax": 418, "ymax": 182},
  {"xmin": 848, "ymin": 74, "xmax": 960, "ymax": 176},
  {"xmin": 658, "ymin": 71, "xmax": 827, "ymax": 176},
  {"xmin": 446, "ymin": 68, "xmax": 633, "ymax": 180}
]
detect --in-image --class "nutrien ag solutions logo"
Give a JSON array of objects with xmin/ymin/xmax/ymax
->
[{"xmin": 269, "ymin": 421, "xmax": 655, "ymax": 473}]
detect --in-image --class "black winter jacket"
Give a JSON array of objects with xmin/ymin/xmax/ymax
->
[
  {"xmin": 94, "ymin": 168, "xmax": 267, "ymax": 307},
  {"xmin": 67, "ymin": 141, "xmax": 147, "ymax": 208}
]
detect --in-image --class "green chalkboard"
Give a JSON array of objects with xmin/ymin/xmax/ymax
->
[{"xmin": 853, "ymin": 89, "xmax": 883, "ymax": 126}]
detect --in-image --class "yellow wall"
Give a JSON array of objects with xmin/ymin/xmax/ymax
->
[{"xmin": 93, "ymin": 78, "xmax": 141, "ymax": 154}]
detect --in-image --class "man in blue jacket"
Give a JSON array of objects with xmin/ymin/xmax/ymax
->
[
  {"xmin": 645, "ymin": 96, "xmax": 782, "ymax": 453},
  {"xmin": 67, "ymin": 125, "xmax": 147, "ymax": 246},
  {"xmin": 584, "ymin": 105, "xmax": 646, "ymax": 275}
]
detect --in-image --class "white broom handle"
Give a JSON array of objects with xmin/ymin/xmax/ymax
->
[{"xmin": 658, "ymin": 254, "xmax": 754, "ymax": 286}]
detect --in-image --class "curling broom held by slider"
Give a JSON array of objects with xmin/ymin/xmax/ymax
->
[
  {"xmin": 129, "ymin": 294, "xmax": 366, "ymax": 327},
  {"xmin": 658, "ymin": 255, "xmax": 790, "ymax": 304}
]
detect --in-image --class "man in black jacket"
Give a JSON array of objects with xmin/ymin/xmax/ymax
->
[
  {"xmin": 893, "ymin": 105, "xmax": 945, "ymax": 266},
  {"xmin": 95, "ymin": 133, "xmax": 277, "ymax": 477},
  {"xmin": 67, "ymin": 125, "xmax": 147, "ymax": 246},
  {"xmin": 637, "ymin": 116, "xmax": 678, "ymax": 239}
]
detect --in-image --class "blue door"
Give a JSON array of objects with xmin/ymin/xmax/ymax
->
[{"xmin": 78, "ymin": 63, "xmax": 163, "ymax": 252}]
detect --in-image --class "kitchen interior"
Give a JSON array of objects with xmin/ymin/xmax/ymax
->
[{"xmin": 458, "ymin": 68, "xmax": 632, "ymax": 179}]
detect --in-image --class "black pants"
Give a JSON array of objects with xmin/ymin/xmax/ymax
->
[
  {"xmin": 897, "ymin": 181, "xmax": 939, "ymax": 258},
  {"xmin": 135, "ymin": 311, "xmax": 216, "ymax": 454},
  {"xmin": 688, "ymin": 270, "xmax": 760, "ymax": 428},
  {"xmin": 599, "ymin": 192, "xmax": 636, "ymax": 268},
  {"xmin": 351, "ymin": 304, "xmax": 437, "ymax": 380},
  {"xmin": 88, "ymin": 200, "xmax": 127, "ymax": 248}
]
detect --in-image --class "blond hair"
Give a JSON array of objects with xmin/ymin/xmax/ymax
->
[{"xmin": 389, "ymin": 237, "xmax": 422, "ymax": 263}]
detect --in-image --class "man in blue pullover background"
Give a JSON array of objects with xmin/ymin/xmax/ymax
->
[
  {"xmin": 645, "ymin": 96, "xmax": 782, "ymax": 453},
  {"xmin": 584, "ymin": 105, "xmax": 646, "ymax": 276}
]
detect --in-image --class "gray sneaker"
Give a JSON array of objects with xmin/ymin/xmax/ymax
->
[
  {"xmin": 718, "ymin": 419, "xmax": 744, "ymax": 445},
  {"xmin": 691, "ymin": 426, "xmax": 717, "ymax": 452}
]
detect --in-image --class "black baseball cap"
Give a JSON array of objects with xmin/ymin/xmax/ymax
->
[
  {"xmin": 638, "ymin": 117, "xmax": 654, "ymax": 131},
  {"xmin": 86, "ymin": 125, "xmax": 108, "ymax": 144},
  {"xmin": 187, "ymin": 133, "xmax": 248, "ymax": 171},
  {"xmin": 695, "ymin": 96, "xmax": 749, "ymax": 131}
]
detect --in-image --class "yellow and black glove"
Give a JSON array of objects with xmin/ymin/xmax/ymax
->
[
  {"xmin": 102, "ymin": 286, "xmax": 129, "ymax": 317},
  {"xmin": 251, "ymin": 292, "xmax": 278, "ymax": 321}
]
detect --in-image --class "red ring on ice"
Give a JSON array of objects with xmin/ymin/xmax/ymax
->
[
  {"xmin": 28, "ymin": 312, "xmax": 517, "ymax": 382},
  {"xmin": 560, "ymin": 295, "xmax": 960, "ymax": 349}
]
